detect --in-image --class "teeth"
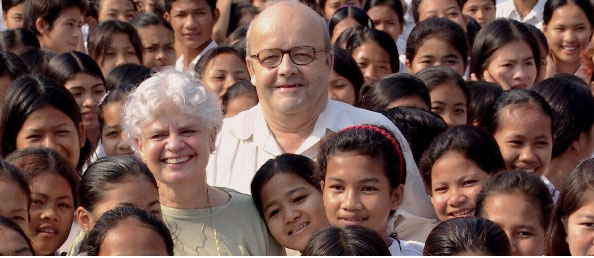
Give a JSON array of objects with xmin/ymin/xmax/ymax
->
[
  {"xmin": 452, "ymin": 209, "xmax": 472, "ymax": 217},
  {"xmin": 164, "ymin": 156, "xmax": 190, "ymax": 164},
  {"xmin": 289, "ymin": 222, "xmax": 308, "ymax": 236},
  {"xmin": 40, "ymin": 229, "xmax": 56, "ymax": 233}
]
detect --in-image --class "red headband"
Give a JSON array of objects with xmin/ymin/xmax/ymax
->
[{"xmin": 337, "ymin": 125, "xmax": 404, "ymax": 181}]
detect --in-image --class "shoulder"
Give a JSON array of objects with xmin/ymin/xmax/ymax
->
[{"xmin": 389, "ymin": 238, "xmax": 425, "ymax": 256}]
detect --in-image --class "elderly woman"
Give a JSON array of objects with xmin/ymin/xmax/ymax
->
[{"xmin": 123, "ymin": 69, "xmax": 285, "ymax": 255}]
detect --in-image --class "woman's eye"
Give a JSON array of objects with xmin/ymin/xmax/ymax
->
[
  {"xmin": 455, "ymin": 108, "xmax": 466, "ymax": 114},
  {"xmin": 58, "ymin": 202, "xmax": 72, "ymax": 208},
  {"xmin": 433, "ymin": 187, "xmax": 447, "ymax": 193},
  {"xmin": 329, "ymin": 184, "xmax": 344, "ymax": 191},
  {"xmin": 463, "ymin": 180, "xmax": 478, "ymax": 186},
  {"xmin": 362, "ymin": 186, "xmax": 377, "ymax": 192},
  {"xmin": 517, "ymin": 231, "xmax": 532, "ymax": 237},
  {"xmin": 293, "ymin": 195, "xmax": 307, "ymax": 203},
  {"xmin": 12, "ymin": 216, "xmax": 25, "ymax": 221},
  {"xmin": 268, "ymin": 209, "xmax": 280, "ymax": 218}
]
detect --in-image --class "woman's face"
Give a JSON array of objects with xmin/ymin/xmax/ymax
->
[
  {"xmin": 101, "ymin": 101, "xmax": 133, "ymax": 156},
  {"xmin": 16, "ymin": 105, "xmax": 85, "ymax": 169},
  {"xmin": 430, "ymin": 151, "xmax": 489, "ymax": 221},
  {"xmin": 0, "ymin": 180, "xmax": 29, "ymax": 232},
  {"xmin": 367, "ymin": 5, "xmax": 402, "ymax": 42},
  {"xmin": 0, "ymin": 226, "xmax": 33, "ymax": 256},
  {"xmin": 27, "ymin": 173, "xmax": 74, "ymax": 256},
  {"xmin": 328, "ymin": 70, "xmax": 356, "ymax": 105},
  {"xmin": 99, "ymin": 32, "xmax": 141, "ymax": 75},
  {"xmin": 352, "ymin": 40, "xmax": 392, "ymax": 83},
  {"xmin": 331, "ymin": 17, "xmax": 361, "ymax": 44},
  {"xmin": 201, "ymin": 53, "xmax": 250, "ymax": 97},
  {"xmin": 407, "ymin": 37, "xmax": 466, "ymax": 75},
  {"xmin": 565, "ymin": 197, "xmax": 594, "ymax": 256},
  {"xmin": 98, "ymin": 0, "xmax": 136, "ymax": 22},
  {"xmin": 544, "ymin": 3, "xmax": 593, "ymax": 70},
  {"xmin": 136, "ymin": 104, "xmax": 215, "ymax": 186},
  {"xmin": 137, "ymin": 25, "xmax": 176, "ymax": 69},
  {"xmin": 64, "ymin": 73, "xmax": 106, "ymax": 131},
  {"xmin": 429, "ymin": 81, "xmax": 468, "ymax": 127},
  {"xmin": 223, "ymin": 94, "xmax": 258, "ymax": 118},
  {"xmin": 483, "ymin": 40, "xmax": 537, "ymax": 90},
  {"xmin": 3, "ymin": 2, "xmax": 25, "ymax": 29},
  {"xmin": 461, "ymin": 0, "xmax": 495, "ymax": 26},
  {"xmin": 480, "ymin": 193, "xmax": 546, "ymax": 256},
  {"xmin": 77, "ymin": 177, "xmax": 161, "ymax": 233},
  {"xmin": 492, "ymin": 104, "xmax": 553, "ymax": 177},
  {"xmin": 260, "ymin": 173, "xmax": 328, "ymax": 252}
]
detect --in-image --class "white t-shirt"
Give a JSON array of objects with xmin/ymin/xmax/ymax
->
[{"xmin": 388, "ymin": 237, "xmax": 425, "ymax": 256}]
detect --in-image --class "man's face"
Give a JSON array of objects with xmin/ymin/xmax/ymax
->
[
  {"xmin": 167, "ymin": 0, "xmax": 217, "ymax": 52},
  {"xmin": 246, "ymin": 6, "xmax": 333, "ymax": 117}
]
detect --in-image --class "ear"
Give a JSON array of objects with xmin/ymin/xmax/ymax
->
[
  {"xmin": 405, "ymin": 58, "xmax": 412, "ymax": 73},
  {"xmin": 542, "ymin": 24, "xmax": 547, "ymax": 33},
  {"xmin": 209, "ymin": 127, "xmax": 217, "ymax": 153},
  {"xmin": 482, "ymin": 69, "xmax": 494, "ymax": 83},
  {"xmin": 390, "ymin": 185, "xmax": 404, "ymax": 211},
  {"xmin": 320, "ymin": 180, "xmax": 325, "ymax": 192},
  {"xmin": 134, "ymin": 137, "xmax": 143, "ymax": 156},
  {"xmin": 163, "ymin": 12, "xmax": 170, "ymax": 22},
  {"xmin": 76, "ymin": 207, "xmax": 95, "ymax": 233},
  {"xmin": 85, "ymin": 16, "xmax": 98, "ymax": 30},
  {"xmin": 328, "ymin": 49, "xmax": 335, "ymax": 71},
  {"xmin": 246, "ymin": 56, "xmax": 257, "ymax": 86},
  {"xmin": 78, "ymin": 123, "xmax": 86, "ymax": 148},
  {"xmin": 35, "ymin": 17, "xmax": 50, "ymax": 36},
  {"xmin": 212, "ymin": 7, "xmax": 220, "ymax": 25},
  {"xmin": 571, "ymin": 130, "xmax": 592, "ymax": 159}
]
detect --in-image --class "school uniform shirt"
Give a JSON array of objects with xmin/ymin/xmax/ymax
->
[
  {"xmin": 206, "ymin": 98, "xmax": 439, "ymax": 242},
  {"xmin": 495, "ymin": 0, "xmax": 547, "ymax": 29},
  {"xmin": 175, "ymin": 40, "xmax": 217, "ymax": 75},
  {"xmin": 541, "ymin": 175, "xmax": 560, "ymax": 204},
  {"xmin": 396, "ymin": 0, "xmax": 416, "ymax": 58},
  {"xmin": 388, "ymin": 237, "xmax": 425, "ymax": 256}
]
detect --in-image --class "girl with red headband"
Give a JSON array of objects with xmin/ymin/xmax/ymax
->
[{"xmin": 316, "ymin": 124, "xmax": 423, "ymax": 255}]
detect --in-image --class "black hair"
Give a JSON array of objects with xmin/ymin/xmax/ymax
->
[
  {"xmin": 363, "ymin": 0, "xmax": 404, "ymax": 25},
  {"xmin": 546, "ymin": 158, "xmax": 594, "ymax": 255},
  {"xmin": 162, "ymin": 0, "xmax": 217, "ymax": 15},
  {"xmin": 328, "ymin": 6, "xmax": 374, "ymax": 38},
  {"xmin": 78, "ymin": 155, "xmax": 157, "ymax": 212},
  {"xmin": 484, "ymin": 89, "xmax": 553, "ymax": 136},
  {"xmin": 418, "ymin": 125, "xmax": 505, "ymax": 189},
  {"xmin": 332, "ymin": 46, "xmax": 363, "ymax": 104},
  {"xmin": 461, "ymin": 0, "xmax": 495, "ymax": 5},
  {"xmin": 130, "ymin": 12, "xmax": 174, "ymax": 33},
  {"xmin": 359, "ymin": 73, "xmax": 430, "ymax": 111},
  {"xmin": 85, "ymin": 206, "xmax": 174, "ymax": 256},
  {"xmin": 317, "ymin": 124, "xmax": 406, "ymax": 188},
  {"xmin": 0, "ymin": 28, "xmax": 40, "ymax": 52},
  {"xmin": 88, "ymin": 20, "xmax": 144, "ymax": 68},
  {"xmin": 532, "ymin": 74, "xmax": 594, "ymax": 158},
  {"xmin": 22, "ymin": 0, "xmax": 88, "ymax": 35},
  {"xmin": 0, "ymin": 50, "xmax": 28, "ymax": 80},
  {"xmin": 221, "ymin": 80, "xmax": 258, "ymax": 116},
  {"xmin": 411, "ymin": 0, "xmax": 463, "ymax": 23},
  {"xmin": 423, "ymin": 217, "xmax": 511, "ymax": 256},
  {"xmin": 251, "ymin": 153, "xmax": 317, "ymax": 218},
  {"xmin": 465, "ymin": 80, "xmax": 502, "ymax": 127},
  {"xmin": 46, "ymin": 51, "xmax": 106, "ymax": 87},
  {"xmin": 543, "ymin": 0, "xmax": 594, "ymax": 27},
  {"xmin": 345, "ymin": 27, "xmax": 400, "ymax": 73},
  {"xmin": 228, "ymin": 0, "xmax": 258, "ymax": 37},
  {"xmin": 525, "ymin": 22, "xmax": 549, "ymax": 54},
  {"xmin": 0, "ymin": 215, "xmax": 34, "ymax": 255},
  {"xmin": 0, "ymin": 74, "xmax": 92, "ymax": 170},
  {"xmin": 224, "ymin": 26, "xmax": 248, "ymax": 46},
  {"xmin": 470, "ymin": 19, "xmax": 540, "ymax": 81},
  {"xmin": 334, "ymin": 26, "xmax": 362, "ymax": 48},
  {"xmin": 6, "ymin": 147, "xmax": 80, "ymax": 207},
  {"xmin": 405, "ymin": 17, "xmax": 468, "ymax": 69},
  {"xmin": 90, "ymin": 0, "xmax": 136, "ymax": 21},
  {"xmin": 16, "ymin": 47, "xmax": 56, "ymax": 74},
  {"xmin": 194, "ymin": 46, "xmax": 244, "ymax": 79},
  {"xmin": 302, "ymin": 225, "xmax": 391, "ymax": 256},
  {"xmin": 476, "ymin": 170, "xmax": 553, "ymax": 232},
  {"xmin": 0, "ymin": 160, "xmax": 30, "ymax": 207},
  {"xmin": 465, "ymin": 15, "xmax": 480, "ymax": 47},
  {"xmin": 416, "ymin": 65, "xmax": 470, "ymax": 103},
  {"xmin": 381, "ymin": 107, "xmax": 447, "ymax": 164},
  {"xmin": 2, "ymin": 0, "xmax": 25, "ymax": 11}
]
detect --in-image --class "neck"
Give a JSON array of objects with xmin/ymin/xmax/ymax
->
[
  {"xmin": 544, "ymin": 153, "xmax": 580, "ymax": 190},
  {"xmin": 513, "ymin": 0, "xmax": 538, "ymax": 18},
  {"xmin": 555, "ymin": 58, "xmax": 581, "ymax": 74},
  {"xmin": 263, "ymin": 101, "xmax": 326, "ymax": 154},
  {"xmin": 86, "ymin": 127, "xmax": 100, "ymax": 150},
  {"xmin": 158, "ymin": 176, "xmax": 210, "ymax": 209},
  {"xmin": 175, "ymin": 40, "xmax": 212, "ymax": 69}
]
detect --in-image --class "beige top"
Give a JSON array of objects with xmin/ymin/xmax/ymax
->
[{"xmin": 161, "ymin": 187, "xmax": 286, "ymax": 256}]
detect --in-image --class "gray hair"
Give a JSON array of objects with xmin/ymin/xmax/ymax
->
[
  {"xmin": 245, "ymin": 0, "xmax": 331, "ymax": 60},
  {"xmin": 123, "ymin": 68, "xmax": 223, "ymax": 155}
]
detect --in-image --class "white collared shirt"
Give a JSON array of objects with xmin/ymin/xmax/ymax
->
[
  {"xmin": 496, "ymin": 0, "xmax": 547, "ymax": 29},
  {"xmin": 175, "ymin": 40, "xmax": 217, "ymax": 75},
  {"xmin": 206, "ymin": 99, "xmax": 438, "ymax": 242},
  {"xmin": 388, "ymin": 237, "xmax": 425, "ymax": 256}
]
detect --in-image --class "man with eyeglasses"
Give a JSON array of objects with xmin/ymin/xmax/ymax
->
[{"xmin": 206, "ymin": 0, "xmax": 438, "ymax": 243}]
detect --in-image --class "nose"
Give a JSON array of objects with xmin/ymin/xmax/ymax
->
[
  {"xmin": 507, "ymin": 233, "xmax": 520, "ymax": 255},
  {"xmin": 441, "ymin": 111, "xmax": 455, "ymax": 127},
  {"xmin": 518, "ymin": 146, "xmax": 537, "ymax": 163},
  {"xmin": 42, "ymin": 136, "xmax": 59, "ymax": 151},
  {"xmin": 82, "ymin": 93, "xmax": 97, "ymax": 108},
  {"xmin": 156, "ymin": 49, "xmax": 165, "ymax": 60},
  {"xmin": 476, "ymin": 9, "xmax": 484, "ymax": 21},
  {"xmin": 277, "ymin": 53, "xmax": 298, "ymax": 77},
  {"xmin": 165, "ymin": 134, "xmax": 184, "ymax": 152},
  {"xmin": 363, "ymin": 66, "xmax": 378, "ymax": 82},
  {"xmin": 283, "ymin": 206, "xmax": 300, "ymax": 224},
  {"xmin": 513, "ymin": 66, "xmax": 529, "ymax": 81},
  {"xmin": 117, "ymin": 134, "xmax": 132, "ymax": 153},
  {"xmin": 40, "ymin": 206, "xmax": 58, "ymax": 221},
  {"xmin": 224, "ymin": 76, "xmax": 238, "ymax": 91},
  {"xmin": 340, "ymin": 189, "xmax": 362, "ymax": 211},
  {"xmin": 375, "ymin": 22, "xmax": 385, "ymax": 32},
  {"xmin": 448, "ymin": 187, "xmax": 467, "ymax": 207},
  {"xmin": 184, "ymin": 14, "xmax": 198, "ymax": 29}
]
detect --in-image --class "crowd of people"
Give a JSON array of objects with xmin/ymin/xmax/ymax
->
[{"xmin": 0, "ymin": 0, "xmax": 593, "ymax": 256}]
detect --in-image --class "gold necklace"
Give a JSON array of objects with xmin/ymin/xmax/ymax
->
[{"xmin": 196, "ymin": 187, "xmax": 222, "ymax": 256}]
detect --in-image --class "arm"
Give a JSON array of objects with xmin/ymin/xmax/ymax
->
[{"xmin": 212, "ymin": 0, "xmax": 233, "ymax": 44}]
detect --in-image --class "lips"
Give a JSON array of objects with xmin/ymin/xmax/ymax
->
[
  {"xmin": 514, "ymin": 166, "xmax": 538, "ymax": 174},
  {"xmin": 276, "ymin": 84, "xmax": 303, "ymax": 89},
  {"xmin": 448, "ymin": 208, "xmax": 473, "ymax": 218},
  {"xmin": 37, "ymin": 224, "xmax": 58, "ymax": 237},
  {"xmin": 561, "ymin": 45, "xmax": 579, "ymax": 56},
  {"xmin": 338, "ymin": 215, "xmax": 367, "ymax": 226},
  {"xmin": 81, "ymin": 111, "xmax": 97, "ymax": 120},
  {"xmin": 288, "ymin": 221, "xmax": 309, "ymax": 236},
  {"xmin": 162, "ymin": 155, "xmax": 191, "ymax": 164}
]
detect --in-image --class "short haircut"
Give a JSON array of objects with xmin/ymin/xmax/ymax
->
[
  {"xmin": 130, "ymin": 12, "xmax": 174, "ymax": 33},
  {"xmin": 0, "ymin": 28, "xmax": 40, "ymax": 52},
  {"xmin": 88, "ymin": 20, "xmax": 144, "ymax": 67},
  {"xmin": 359, "ymin": 73, "xmax": 430, "ymax": 111},
  {"xmin": 302, "ymin": 226, "xmax": 391, "ymax": 255},
  {"xmin": 85, "ymin": 206, "xmax": 174, "ymax": 256},
  {"xmin": 2, "ymin": 0, "xmax": 25, "ymax": 12},
  {"xmin": 16, "ymin": 47, "xmax": 56, "ymax": 74},
  {"xmin": 419, "ymin": 125, "xmax": 505, "ymax": 190},
  {"xmin": 416, "ymin": 65, "xmax": 470, "ymax": 105},
  {"xmin": 22, "ymin": 0, "xmax": 87, "ymax": 35},
  {"xmin": 411, "ymin": 0, "xmax": 463, "ymax": 23},
  {"xmin": 406, "ymin": 18, "xmax": 468, "ymax": 68},
  {"xmin": 345, "ymin": 27, "xmax": 399, "ymax": 73},
  {"xmin": 381, "ymin": 107, "xmax": 447, "ymax": 164},
  {"xmin": 123, "ymin": 68, "xmax": 223, "ymax": 156},
  {"xmin": 466, "ymin": 80, "xmax": 502, "ymax": 127},
  {"xmin": 424, "ymin": 217, "xmax": 511, "ymax": 256}
]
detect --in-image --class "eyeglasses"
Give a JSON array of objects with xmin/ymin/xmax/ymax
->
[{"xmin": 249, "ymin": 46, "xmax": 328, "ymax": 68}]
